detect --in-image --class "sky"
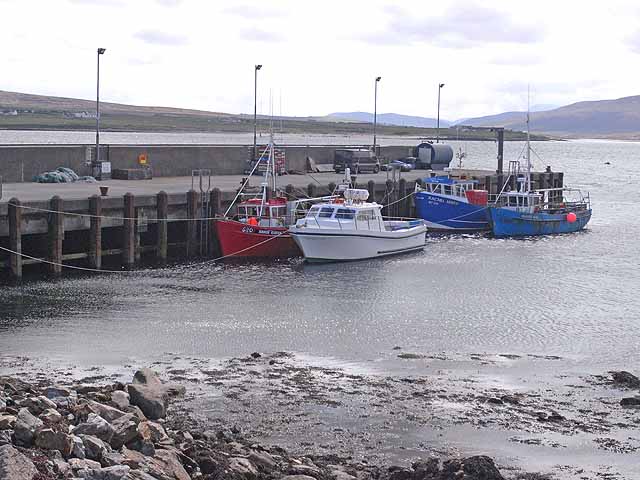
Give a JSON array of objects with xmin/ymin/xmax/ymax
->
[{"xmin": 1, "ymin": 0, "xmax": 639, "ymax": 121}]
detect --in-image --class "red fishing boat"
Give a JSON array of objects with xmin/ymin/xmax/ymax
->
[
  {"xmin": 214, "ymin": 137, "xmax": 334, "ymax": 258},
  {"xmin": 214, "ymin": 197, "xmax": 300, "ymax": 258}
]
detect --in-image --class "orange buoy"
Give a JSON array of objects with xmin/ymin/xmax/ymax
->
[
  {"xmin": 566, "ymin": 212, "xmax": 577, "ymax": 223},
  {"xmin": 248, "ymin": 217, "xmax": 258, "ymax": 226}
]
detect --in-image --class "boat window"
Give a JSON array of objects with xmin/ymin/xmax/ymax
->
[
  {"xmin": 307, "ymin": 206, "xmax": 320, "ymax": 218},
  {"xmin": 443, "ymin": 185, "xmax": 452, "ymax": 196},
  {"xmin": 335, "ymin": 208, "xmax": 356, "ymax": 219},
  {"xmin": 318, "ymin": 207, "xmax": 335, "ymax": 218},
  {"xmin": 508, "ymin": 197, "xmax": 519, "ymax": 207},
  {"xmin": 357, "ymin": 210, "xmax": 375, "ymax": 221}
]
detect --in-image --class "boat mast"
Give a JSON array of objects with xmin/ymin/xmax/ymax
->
[{"xmin": 526, "ymin": 85, "xmax": 531, "ymax": 193}]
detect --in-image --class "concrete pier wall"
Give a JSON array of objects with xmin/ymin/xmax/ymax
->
[{"xmin": 0, "ymin": 144, "xmax": 417, "ymax": 183}]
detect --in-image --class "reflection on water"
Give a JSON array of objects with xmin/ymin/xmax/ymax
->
[{"xmin": 0, "ymin": 139, "xmax": 639, "ymax": 371}]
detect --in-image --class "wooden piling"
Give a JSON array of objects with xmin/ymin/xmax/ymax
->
[
  {"xmin": 8, "ymin": 198, "xmax": 22, "ymax": 280},
  {"xmin": 209, "ymin": 188, "xmax": 222, "ymax": 257},
  {"xmin": 307, "ymin": 183, "xmax": 316, "ymax": 198},
  {"xmin": 285, "ymin": 184, "xmax": 294, "ymax": 199},
  {"xmin": 186, "ymin": 189, "xmax": 199, "ymax": 258},
  {"xmin": 89, "ymin": 195, "xmax": 102, "ymax": 270},
  {"xmin": 156, "ymin": 191, "xmax": 168, "ymax": 263},
  {"xmin": 123, "ymin": 192, "xmax": 135, "ymax": 268},
  {"xmin": 48, "ymin": 196, "xmax": 64, "ymax": 276},
  {"xmin": 327, "ymin": 182, "xmax": 336, "ymax": 196},
  {"xmin": 398, "ymin": 178, "xmax": 407, "ymax": 218}
]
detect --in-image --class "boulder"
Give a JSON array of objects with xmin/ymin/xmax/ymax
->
[
  {"xmin": 13, "ymin": 407, "xmax": 44, "ymax": 446},
  {"xmin": 72, "ymin": 434, "xmax": 87, "ymax": 459},
  {"xmin": 128, "ymin": 469, "xmax": 158, "ymax": 480},
  {"xmin": 73, "ymin": 413, "xmax": 115, "ymax": 443},
  {"xmin": 69, "ymin": 457, "xmax": 102, "ymax": 471},
  {"xmin": 44, "ymin": 386, "xmax": 73, "ymax": 399},
  {"xmin": 0, "ymin": 397, "xmax": 6, "ymax": 412},
  {"xmin": 620, "ymin": 396, "xmax": 640, "ymax": 407},
  {"xmin": 228, "ymin": 456, "xmax": 259, "ymax": 478},
  {"xmin": 248, "ymin": 449, "xmax": 277, "ymax": 470},
  {"xmin": 88, "ymin": 400, "xmax": 128, "ymax": 423},
  {"xmin": 0, "ymin": 444, "xmax": 39, "ymax": 480},
  {"xmin": 0, "ymin": 430, "xmax": 12, "ymax": 446},
  {"xmin": 110, "ymin": 413, "xmax": 140, "ymax": 449},
  {"xmin": 280, "ymin": 476, "xmax": 317, "ymax": 480},
  {"xmin": 611, "ymin": 371, "xmax": 640, "ymax": 388},
  {"xmin": 78, "ymin": 464, "xmax": 130, "ymax": 480},
  {"xmin": 138, "ymin": 420, "xmax": 169, "ymax": 444},
  {"xmin": 127, "ymin": 384, "xmax": 167, "ymax": 420},
  {"xmin": 35, "ymin": 428, "xmax": 74, "ymax": 456},
  {"xmin": 111, "ymin": 391, "xmax": 130, "ymax": 410},
  {"xmin": 40, "ymin": 408, "xmax": 63, "ymax": 424},
  {"xmin": 22, "ymin": 395, "xmax": 57, "ymax": 415},
  {"xmin": 132, "ymin": 369, "xmax": 164, "ymax": 388},
  {"xmin": 101, "ymin": 452, "xmax": 125, "ymax": 467},
  {"xmin": 81, "ymin": 434, "xmax": 111, "ymax": 461},
  {"xmin": 0, "ymin": 414, "xmax": 16, "ymax": 430},
  {"xmin": 461, "ymin": 456, "xmax": 505, "ymax": 480}
]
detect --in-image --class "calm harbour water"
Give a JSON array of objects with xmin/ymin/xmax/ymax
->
[{"xmin": 0, "ymin": 134, "xmax": 639, "ymax": 372}]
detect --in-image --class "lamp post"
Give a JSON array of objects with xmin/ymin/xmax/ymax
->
[
  {"xmin": 436, "ymin": 82, "xmax": 444, "ymax": 143},
  {"xmin": 253, "ymin": 64, "xmax": 262, "ymax": 160},
  {"xmin": 96, "ymin": 48, "xmax": 106, "ymax": 166},
  {"xmin": 373, "ymin": 76, "xmax": 381, "ymax": 154}
]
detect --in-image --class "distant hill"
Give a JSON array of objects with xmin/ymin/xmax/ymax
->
[
  {"xmin": 459, "ymin": 96, "xmax": 640, "ymax": 138},
  {"xmin": 327, "ymin": 112, "xmax": 451, "ymax": 128}
]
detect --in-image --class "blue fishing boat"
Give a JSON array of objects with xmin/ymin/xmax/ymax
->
[
  {"xmin": 488, "ymin": 107, "xmax": 592, "ymax": 237},
  {"xmin": 414, "ymin": 176, "xmax": 490, "ymax": 232}
]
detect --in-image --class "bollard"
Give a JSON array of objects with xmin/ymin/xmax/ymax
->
[
  {"xmin": 156, "ymin": 191, "xmax": 168, "ymax": 263},
  {"xmin": 89, "ymin": 195, "xmax": 102, "ymax": 270},
  {"xmin": 123, "ymin": 193, "xmax": 135, "ymax": 268},
  {"xmin": 8, "ymin": 198, "xmax": 22, "ymax": 280},
  {"xmin": 48, "ymin": 196, "xmax": 64, "ymax": 276}
]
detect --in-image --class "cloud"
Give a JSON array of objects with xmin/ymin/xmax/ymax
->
[
  {"xmin": 365, "ymin": 2, "xmax": 544, "ymax": 48},
  {"xmin": 488, "ymin": 51, "xmax": 544, "ymax": 66},
  {"xmin": 223, "ymin": 4, "xmax": 286, "ymax": 19},
  {"xmin": 239, "ymin": 27, "xmax": 284, "ymax": 43},
  {"xmin": 156, "ymin": 0, "xmax": 182, "ymax": 5},
  {"xmin": 68, "ymin": 0, "xmax": 126, "ymax": 6},
  {"xmin": 628, "ymin": 30, "xmax": 640, "ymax": 54},
  {"xmin": 134, "ymin": 29, "xmax": 188, "ymax": 46}
]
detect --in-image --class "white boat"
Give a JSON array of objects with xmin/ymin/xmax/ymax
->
[{"xmin": 289, "ymin": 188, "xmax": 427, "ymax": 262}]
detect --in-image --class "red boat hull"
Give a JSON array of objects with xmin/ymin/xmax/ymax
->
[{"xmin": 214, "ymin": 219, "xmax": 300, "ymax": 258}]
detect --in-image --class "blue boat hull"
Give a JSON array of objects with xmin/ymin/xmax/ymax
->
[
  {"xmin": 415, "ymin": 191, "xmax": 490, "ymax": 232},
  {"xmin": 489, "ymin": 207, "xmax": 592, "ymax": 237}
]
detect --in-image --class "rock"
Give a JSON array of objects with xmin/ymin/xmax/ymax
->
[
  {"xmin": 78, "ymin": 464, "xmax": 130, "ymax": 479},
  {"xmin": 13, "ymin": 407, "xmax": 44, "ymax": 446},
  {"xmin": 0, "ymin": 414, "xmax": 16, "ymax": 430},
  {"xmin": 73, "ymin": 413, "xmax": 115, "ymax": 443},
  {"xmin": 228, "ymin": 456, "xmax": 259, "ymax": 478},
  {"xmin": 127, "ymin": 384, "xmax": 166, "ymax": 420},
  {"xmin": 35, "ymin": 428, "xmax": 74, "ymax": 455},
  {"xmin": 611, "ymin": 371, "xmax": 640, "ymax": 388},
  {"xmin": 0, "ymin": 430, "xmax": 12, "ymax": 446},
  {"xmin": 111, "ymin": 391, "xmax": 130, "ymax": 410},
  {"xmin": 101, "ymin": 452, "xmax": 125, "ymax": 467},
  {"xmin": 620, "ymin": 396, "xmax": 640, "ymax": 407},
  {"xmin": 23, "ymin": 395, "xmax": 58, "ymax": 414},
  {"xmin": 69, "ymin": 457, "xmax": 102, "ymax": 471},
  {"xmin": 461, "ymin": 456, "xmax": 505, "ymax": 480},
  {"xmin": 88, "ymin": 400, "xmax": 128, "ymax": 423},
  {"xmin": 0, "ymin": 444, "xmax": 39, "ymax": 480},
  {"xmin": 44, "ymin": 386, "xmax": 73, "ymax": 399},
  {"xmin": 248, "ymin": 449, "xmax": 277, "ymax": 470},
  {"xmin": 125, "ymin": 405, "xmax": 147, "ymax": 422},
  {"xmin": 154, "ymin": 449, "xmax": 190, "ymax": 480},
  {"xmin": 81, "ymin": 434, "xmax": 110, "ymax": 461},
  {"xmin": 137, "ymin": 420, "xmax": 169, "ymax": 444},
  {"xmin": 128, "ymin": 469, "xmax": 157, "ymax": 480},
  {"xmin": 387, "ymin": 467, "xmax": 412, "ymax": 480},
  {"xmin": 251, "ymin": 352, "xmax": 262, "ymax": 358},
  {"xmin": 280, "ymin": 476, "xmax": 317, "ymax": 480},
  {"xmin": 53, "ymin": 458, "xmax": 71, "ymax": 476},
  {"xmin": 132, "ymin": 369, "xmax": 164, "ymax": 387},
  {"xmin": 128, "ymin": 438, "xmax": 155, "ymax": 457},
  {"xmin": 412, "ymin": 458, "xmax": 440, "ymax": 477},
  {"xmin": 40, "ymin": 407, "xmax": 63, "ymax": 424},
  {"xmin": 110, "ymin": 413, "xmax": 140, "ymax": 449},
  {"xmin": 288, "ymin": 463, "xmax": 321, "ymax": 477},
  {"xmin": 331, "ymin": 471, "xmax": 356, "ymax": 480},
  {"xmin": 0, "ymin": 398, "xmax": 5, "ymax": 412},
  {"xmin": 72, "ymin": 435, "xmax": 87, "ymax": 459}
]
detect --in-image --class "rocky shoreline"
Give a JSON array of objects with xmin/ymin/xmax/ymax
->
[{"xmin": 0, "ymin": 368, "xmax": 512, "ymax": 480}]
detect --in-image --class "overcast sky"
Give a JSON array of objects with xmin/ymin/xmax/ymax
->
[{"xmin": 1, "ymin": 0, "xmax": 639, "ymax": 120}]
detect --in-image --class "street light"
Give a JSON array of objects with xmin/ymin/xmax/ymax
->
[
  {"xmin": 436, "ymin": 82, "xmax": 445, "ymax": 143},
  {"xmin": 96, "ymin": 48, "xmax": 106, "ymax": 166},
  {"xmin": 373, "ymin": 76, "xmax": 381, "ymax": 154},
  {"xmin": 253, "ymin": 64, "xmax": 262, "ymax": 160}
]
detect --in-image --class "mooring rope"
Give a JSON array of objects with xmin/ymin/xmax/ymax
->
[{"xmin": 0, "ymin": 231, "xmax": 288, "ymax": 275}]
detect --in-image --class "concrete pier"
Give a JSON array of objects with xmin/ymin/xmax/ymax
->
[{"xmin": 0, "ymin": 169, "xmax": 561, "ymax": 280}]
